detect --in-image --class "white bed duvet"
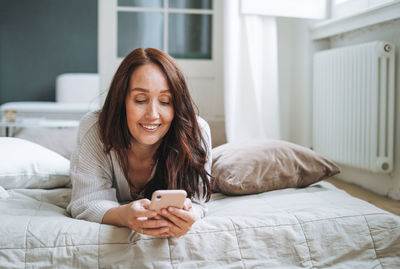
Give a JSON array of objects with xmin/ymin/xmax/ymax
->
[{"xmin": 0, "ymin": 181, "xmax": 399, "ymax": 268}]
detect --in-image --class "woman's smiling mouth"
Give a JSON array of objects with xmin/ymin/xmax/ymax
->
[{"xmin": 140, "ymin": 123, "xmax": 161, "ymax": 131}]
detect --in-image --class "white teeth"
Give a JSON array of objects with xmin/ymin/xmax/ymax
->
[{"xmin": 142, "ymin": 124, "xmax": 158, "ymax": 130}]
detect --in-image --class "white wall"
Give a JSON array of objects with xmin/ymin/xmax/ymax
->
[
  {"xmin": 277, "ymin": 17, "xmax": 313, "ymax": 147},
  {"xmin": 276, "ymin": 18, "xmax": 292, "ymax": 142},
  {"xmin": 282, "ymin": 17, "xmax": 400, "ymax": 200}
]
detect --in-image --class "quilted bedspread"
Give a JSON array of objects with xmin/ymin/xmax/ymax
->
[{"xmin": 0, "ymin": 181, "xmax": 399, "ymax": 268}]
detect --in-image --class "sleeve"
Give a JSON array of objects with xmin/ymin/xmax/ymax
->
[
  {"xmin": 191, "ymin": 116, "xmax": 212, "ymax": 220},
  {"xmin": 66, "ymin": 113, "xmax": 120, "ymax": 223}
]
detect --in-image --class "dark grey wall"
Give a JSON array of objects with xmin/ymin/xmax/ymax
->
[{"xmin": 0, "ymin": 0, "xmax": 97, "ymax": 104}]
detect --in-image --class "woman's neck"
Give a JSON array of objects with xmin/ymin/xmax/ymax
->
[
  {"xmin": 126, "ymin": 141, "xmax": 160, "ymax": 192},
  {"xmin": 128, "ymin": 141, "xmax": 160, "ymax": 163}
]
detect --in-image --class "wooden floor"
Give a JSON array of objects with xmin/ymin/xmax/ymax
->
[{"xmin": 325, "ymin": 178, "xmax": 400, "ymax": 216}]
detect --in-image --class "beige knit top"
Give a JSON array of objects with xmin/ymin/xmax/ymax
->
[{"xmin": 66, "ymin": 111, "xmax": 212, "ymax": 224}]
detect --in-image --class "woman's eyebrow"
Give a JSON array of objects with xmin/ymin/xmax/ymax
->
[
  {"xmin": 131, "ymin": 88, "xmax": 170, "ymax": 93},
  {"xmin": 131, "ymin": 88, "xmax": 148, "ymax": 93}
]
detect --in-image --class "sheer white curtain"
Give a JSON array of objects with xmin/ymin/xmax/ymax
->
[
  {"xmin": 224, "ymin": 0, "xmax": 280, "ymax": 142},
  {"xmin": 223, "ymin": 0, "xmax": 327, "ymax": 143}
]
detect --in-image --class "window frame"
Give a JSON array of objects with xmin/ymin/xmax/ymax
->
[
  {"xmin": 99, "ymin": 0, "xmax": 221, "ymax": 85},
  {"xmin": 116, "ymin": 2, "xmax": 214, "ymax": 58},
  {"xmin": 98, "ymin": 0, "xmax": 224, "ymax": 120}
]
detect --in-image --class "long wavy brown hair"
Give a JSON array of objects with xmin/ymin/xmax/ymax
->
[{"xmin": 98, "ymin": 48, "xmax": 211, "ymax": 202}]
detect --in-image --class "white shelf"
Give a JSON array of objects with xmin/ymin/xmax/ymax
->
[
  {"xmin": 0, "ymin": 119, "xmax": 79, "ymax": 137},
  {"xmin": 0, "ymin": 119, "xmax": 79, "ymax": 128},
  {"xmin": 311, "ymin": 1, "xmax": 400, "ymax": 40}
]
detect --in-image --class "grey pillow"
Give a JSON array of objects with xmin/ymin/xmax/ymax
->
[
  {"xmin": 211, "ymin": 140, "xmax": 340, "ymax": 195},
  {"xmin": 15, "ymin": 127, "xmax": 78, "ymax": 159}
]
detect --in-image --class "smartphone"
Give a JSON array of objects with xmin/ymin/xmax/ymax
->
[{"xmin": 149, "ymin": 190, "xmax": 187, "ymax": 213}]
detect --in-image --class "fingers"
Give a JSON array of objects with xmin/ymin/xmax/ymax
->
[
  {"xmin": 142, "ymin": 226, "xmax": 170, "ymax": 237},
  {"xmin": 133, "ymin": 198, "xmax": 152, "ymax": 210},
  {"xmin": 159, "ymin": 207, "xmax": 196, "ymax": 238},
  {"xmin": 140, "ymin": 218, "xmax": 169, "ymax": 229},
  {"xmin": 159, "ymin": 231, "xmax": 170, "ymax": 237},
  {"xmin": 134, "ymin": 216, "xmax": 171, "ymax": 237},
  {"xmin": 127, "ymin": 200, "xmax": 165, "ymax": 235},
  {"xmin": 129, "ymin": 199, "xmax": 195, "ymax": 238},
  {"xmin": 183, "ymin": 198, "xmax": 192, "ymax": 210},
  {"xmin": 161, "ymin": 208, "xmax": 187, "ymax": 229},
  {"xmin": 168, "ymin": 207, "xmax": 195, "ymax": 223},
  {"xmin": 131, "ymin": 199, "xmax": 157, "ymax": 219}
]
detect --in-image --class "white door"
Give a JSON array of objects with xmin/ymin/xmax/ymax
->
[{"xmin": 98, "ymin": 0, "xmax": 224, "ymax": 122}]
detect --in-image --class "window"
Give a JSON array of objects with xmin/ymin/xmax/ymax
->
[
  {"xmin": 99, "ymin": 0, "xmax": 223, "ymax": 119},
  {"xmin": 116, "ymin": 0, "xmax": 213, "ymax": 59}
]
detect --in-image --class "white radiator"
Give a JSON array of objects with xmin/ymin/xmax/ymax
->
[{"xmin": 312, "ymin": 41, "xmax": 395, "ymax": 173}]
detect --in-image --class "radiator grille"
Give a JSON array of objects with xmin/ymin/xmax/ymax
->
[{"xmin": 312, "ymin": 41, "xmax": 395, "ymax": 173}]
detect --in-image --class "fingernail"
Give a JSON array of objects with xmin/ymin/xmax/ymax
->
[{"xmin": 168, "ymin": 207, "xmax": 173, "ymax": 212}]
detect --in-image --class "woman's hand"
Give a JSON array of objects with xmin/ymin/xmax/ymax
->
[
  {"xmin": 127, "ymin": 199, "xmax": 170, "ymax": 236},
  {"xmin": 103, "ymin": 199, "xmax": 170, "ymax": 237},
  {"xmin": 159, "ymin": 198, "xmax": 196, "ymax": 238}
]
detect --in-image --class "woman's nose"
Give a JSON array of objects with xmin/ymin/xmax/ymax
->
[{"xmin": 145, "ymin": 101, "xmax": 160, "ymax": 120}]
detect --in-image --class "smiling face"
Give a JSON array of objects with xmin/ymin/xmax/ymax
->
[{"xmin": 125, "ymin": 63, "xmax": 174, "ymax": 150}]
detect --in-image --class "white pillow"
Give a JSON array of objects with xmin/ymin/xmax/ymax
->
[
  {"xmin": 0, "ymin": 186, "xmax": 9, "ymax": 199},
  {"xmin": 0, "ymin": 137, "xmax": 70, "ymax": 189}
]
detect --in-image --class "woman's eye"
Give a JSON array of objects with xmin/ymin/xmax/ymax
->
[
  {"xmin": 159, "ymin": 98, "xmax": 171, "ymax": 104},
  {"xmin": 135, "ymin": 99, "xmax": 146, "ymax": 103}
]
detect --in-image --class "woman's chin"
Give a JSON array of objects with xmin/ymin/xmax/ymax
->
[{"xmin": 135, "ymin": 137, "xmax": 162, "ymax": 147}]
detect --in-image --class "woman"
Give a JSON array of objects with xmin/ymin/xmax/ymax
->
[{"xmin": 67, "ymin": 48, "xmax": 212, "ymax": 238}]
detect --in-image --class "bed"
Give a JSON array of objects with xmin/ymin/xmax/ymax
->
[{"xmin": 0, "ymin": 138, "xmax": 399, "ymax": 268}]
